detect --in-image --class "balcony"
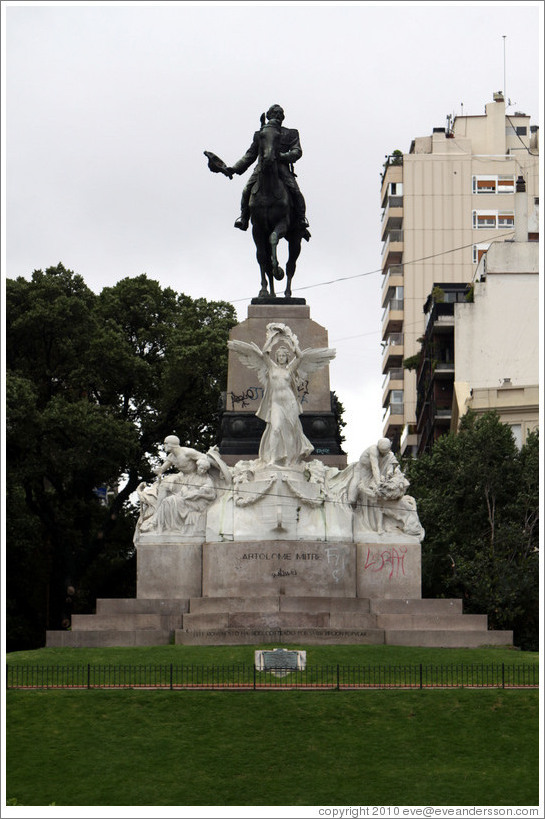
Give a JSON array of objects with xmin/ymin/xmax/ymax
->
[
  {"xmin": 382, "ymin": 406, "xmax": 405, "ymax": 440},
  {"xmin": 381, "ymin": 264, "xmax": 404, "ymax": 307},
  {"xmin": 382, "ymin": 298, "xmax": 404, "ymax": 336},
  {"xmin": 382, "ymin": 367, "xmax": 404, "ymax": 390},
  {"xmin": 380, "ymin": 196, "xmax": 403, "ymax": 241},
  {"xmin": 383, "ymin": 403, "xmax": 404, "ymax": 423},
  {"xmin": 381, "ymin": 333, "xmax": 404, "ymax": 374},
  {"xmin": 381, "ymin": 229, "xmax": 403, "ymax": 270},
  {"xmin": 434, "ymin": 406, "xmax": 452, "ymax": 420},
  {"xmin": 380, "ymin": 155, "xmax": 403, "ymax": 192},
  {"xmin": 382, "ymin": 370, "xmax": 404, "ymax": 407},
  {"xmin": 433, "ymin": 361, "xmax": 455, "ymax": 377},
  {"xmin": 400, "ymin": 424, "xmax": 418, "ymax": 456}
]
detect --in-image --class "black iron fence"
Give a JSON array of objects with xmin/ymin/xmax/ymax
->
[{"xmin": 6, "ymin": 663, "xmax": 538, "ymax": 690}]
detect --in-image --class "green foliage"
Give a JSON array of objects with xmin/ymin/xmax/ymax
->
[
  {"xmin": 405, "ymin": 413, "xmax": 539, "ymax": 649},
  {"xmin": 403, "ymin": 352, "xmax": 422, "ymax": 371},
  {"xmin": 6, "ymin": 264, "xmax": 237, "ymax": 650},
  {"xmin": 330, "ymin": 390, "xmax": 347, "ymax": 446},
  {"xmin": 389, "ymin": 149, "xmax": 403, "ymax": 165}
]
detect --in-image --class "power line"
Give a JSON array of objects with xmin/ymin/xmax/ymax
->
[
  {"xmin": 136, "ymin": 474, "xmax": 413, "ymax": 514},
  {"xmin": 232, "ymin": 230, "xmax": 515, "ymax": 304}
]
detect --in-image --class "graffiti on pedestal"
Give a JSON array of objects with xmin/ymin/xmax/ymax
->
[{"xmin": 364, "ymin": 546, "xmax": 407, "ymax": 580}]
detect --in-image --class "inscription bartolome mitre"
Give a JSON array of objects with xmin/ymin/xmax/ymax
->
[{"xmin": 241, "ymin": 552, "xmax": 321, "ymax": 560}]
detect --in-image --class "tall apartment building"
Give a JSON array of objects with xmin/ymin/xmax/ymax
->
[{"xmin": 380, "ymin": 93, "xmax": 539, "ymax": 455}]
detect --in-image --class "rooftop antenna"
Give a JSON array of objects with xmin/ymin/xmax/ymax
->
[{"xmin": 503, "ymin": 35, "xmax": 507, "ymax": 104}]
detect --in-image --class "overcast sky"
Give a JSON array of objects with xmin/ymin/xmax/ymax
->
[{"xmin": 3, "ymin": 1, "xmax": 542, "ymax": 463}]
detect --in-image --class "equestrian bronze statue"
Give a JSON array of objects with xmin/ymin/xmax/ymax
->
[{"xmin": 205, "ymin": 104, "xmax": 310, "ymax": 299}]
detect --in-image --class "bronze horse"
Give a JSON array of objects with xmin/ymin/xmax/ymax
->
[{"xmin": 249, "ymin": 120, "xmax": 302, "ymax": 298}]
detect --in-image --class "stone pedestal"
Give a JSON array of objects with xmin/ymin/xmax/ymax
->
[
  {"xmin": 133, "ymin": 537, "xmax": 420, "ymax": 602},
  {"xmin": 136, "ymin": 541, "xmax": 202, "ymax": 599},
  {"xmin": 219, "ymin": 300, "xmax": 346, "ymax": 467},
  {"xmin": 46, "ymin": 535, "xmax": 513, "ymax": 648},
  {"xmin": 356, "ymin": 537, "xmax": 421, "ymax": 599},
  {"xmin": 202, "ymin": 541, "xmax": 356, "ymax": 598}
]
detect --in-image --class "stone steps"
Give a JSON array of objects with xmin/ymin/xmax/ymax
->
[
  {"xmin": 71, "ymin": 613, "xmax": 183, "ymax": 632},
  {"xmin": 45, "ymin": 595, "xmax": 512, "ymax": 649},
  {"xmin": 174, "ymin": 627, "xmax": 513, "ymax": 648},
  {"xmin": 176, "ymin": 596, "xmax": 510, "ymax": 647},
  {"xmin": 188, "ymin": 596, "xmax": 464, "ymax": 615},
  {"xmin": 96, "ymin": 598, "xmax": 189, "ymax": 615},
  {"xmin": 45, "ymin": 629, "xmax": 172, "ymax": 647},
  {"xmin": 384, "ymin": 629, "xmax": 514, "ymax": 648}
]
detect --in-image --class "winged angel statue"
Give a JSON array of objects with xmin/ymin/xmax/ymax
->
[{"xmin": 228, "ymin": 323, "xmax": 336, "ymax": 467}]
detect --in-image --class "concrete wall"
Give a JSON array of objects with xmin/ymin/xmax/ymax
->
[{"xmin": 454, "ymin": 271, "xmax": 538, "ymax": 388}]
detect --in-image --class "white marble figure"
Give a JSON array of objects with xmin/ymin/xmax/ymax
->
[
  {"xmin": 135, "ymin": 432, "xmax": 424, "ymax": 544},
  {"xmin": 348, "ymin": 438, "xmax": 424, "ymax": 539},
  {"xmin": 228, "ymin": 323, "xmax": 336, "ymax": 466},
  {"xmin": 135, "ymin": 436, "xmax": 228, "ymax": 539},
  {"xmin": 153, "ymin": 456, "xmax": 216, "ymax": 533}
]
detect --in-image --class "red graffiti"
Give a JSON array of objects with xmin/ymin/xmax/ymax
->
[{"xmin": 364, "ymin": 546, "xmax": 407, "ymax": 579}]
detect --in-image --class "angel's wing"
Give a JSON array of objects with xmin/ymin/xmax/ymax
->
[
  {"xmin": 227, "ymin": 339, "xmax": 269, "ymax": 387},
  {"xmin": 296, "ymin": 346, "xmax": 336, "ymax": 380}
]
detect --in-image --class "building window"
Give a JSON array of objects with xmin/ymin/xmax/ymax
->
[
  {"xmin": 473, "ymin": 176, "xmax": 496, "ymax": 193},
  {"xmin": 472, "ymin": 210, "xmax": 514, "ymax": 229},
  {"xmin": 472, "ymin": 175, "xmax": 515, "ymax": 194},
  {"xmin": 473, "ymin": 211, "xmax": 496, "ymax": 228},
  {"xmin": 473, "ymin": 242, "xmax": 490, "ymax": 263},
  {"xmin": 509, "ymin": 424, "xmax": 522, "ymax": 450},
  {"xmin": 497, "ymin": 176, "xmax": 515, "ymax": 193},
  {"xmin": 506, "ymin": 125, "xmax": 528, "ymax": 138}
]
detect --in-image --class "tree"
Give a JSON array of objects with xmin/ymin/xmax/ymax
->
[
  {"xmin": 404, "ymin": 412, "xmax": 539, "ymax": 649},
  {"xmin": 6, "ymin": 264, "xmax": 237, "ymax": 649}
]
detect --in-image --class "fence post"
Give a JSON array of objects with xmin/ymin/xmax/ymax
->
[
  {"xmin": 170, "ymin": 663, "xmax": 173, "ymax": 690},
  {"xmin": 87, "ymin": 664, "xmax": 91, "ymax": 690},
  {"xmin": 336, "ymin": 664, "xmax": 340, "ymax": 691},
  {"xmin": 253, "ymin": 664, "xmax": 256, "ymax": 691},
  {"xmin": 419, "ymin": 663, "xmax": 423, "ymax": 690},
  {"xmin": 502, "ymin": 663, "xmax": 505, "ymax": 689}
]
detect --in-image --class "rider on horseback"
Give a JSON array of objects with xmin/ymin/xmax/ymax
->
[{"xmin": 226, "ymin": 104, "xmax": 311, "ymax": 241}]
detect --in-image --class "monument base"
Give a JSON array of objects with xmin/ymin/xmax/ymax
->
[{"xmin": 46, "ymin": 538, "xmax": 513, "ymax": 648}]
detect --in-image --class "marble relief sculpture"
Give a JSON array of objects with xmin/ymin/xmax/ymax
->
[
  {"xmin": 134, "ymin": 436, "xmax": 229, "ymax": 542},
  {"xmin": 134, "ymin": 326, "xmax": 424, "ymax": 544},
  {"xmin": 227, "ymin": 323, "xmax": 336, "ymax": 466},
  {"xmin": 346, "ymin": 438, "xmax": 424, "ymax": 539}
]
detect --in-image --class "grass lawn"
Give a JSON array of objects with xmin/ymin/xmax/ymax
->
[
  {"xmin": 6, "ymin": 688, "xmax": 538, "ymax": 807},
  {"xmin": 6, "ymin": 645, "xmax": 539, "ymax": 807},
  {"xmin": 6, "ymin": 642, "xmax": 538, "ymax": 668}
]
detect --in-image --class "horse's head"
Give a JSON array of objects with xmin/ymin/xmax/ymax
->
[{"xmin": 258, "ymin": 120, "xmax": 282, "ymax": 169}]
